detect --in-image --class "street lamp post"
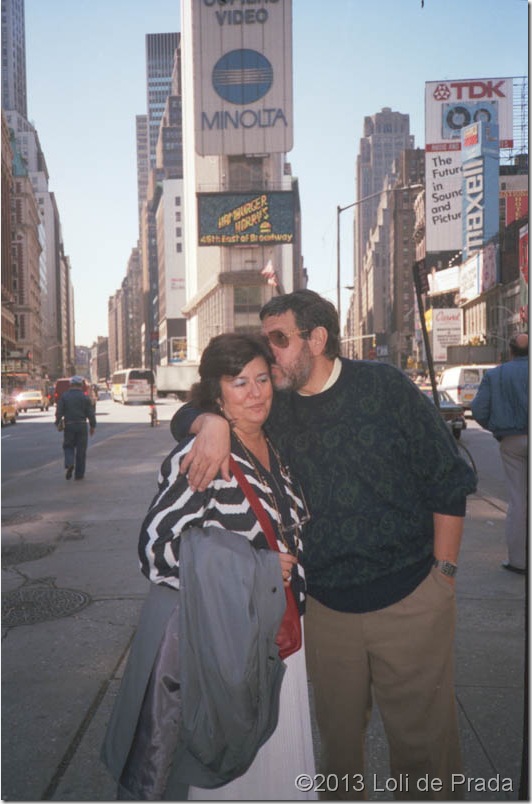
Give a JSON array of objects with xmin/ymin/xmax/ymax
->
[
  {"xmin": 336, "ymin": 189, "xmax": 386, "ymax": 325},
  {"xmin": 336, "ymin": 184, "xmax": 423, "ymax": 341}
]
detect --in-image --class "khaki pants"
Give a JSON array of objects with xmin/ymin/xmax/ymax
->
[{"xmin": 305, "ymin": 569, "xmax": 463, "ymax": 800}]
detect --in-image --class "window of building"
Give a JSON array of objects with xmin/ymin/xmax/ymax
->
[
  {"xmin": 228, "ymin": 156, "xmax": 264, "ymax": 191},
  {"xmin": 176, "ymin": 243, "xmax": 182, "ymax": 253},
  {"xmin": 234, "ymin": 285, "xmax": 262, "ymax": 313}
]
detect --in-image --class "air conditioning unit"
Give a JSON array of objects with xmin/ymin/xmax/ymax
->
[{"xmin": 441, "ymin": 101, "xmax": 498, "ymax": 139}]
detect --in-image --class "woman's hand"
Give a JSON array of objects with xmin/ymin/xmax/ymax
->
[{"xmin": 279, "ymin": 552, "xmax": 297, "ymax": 587}]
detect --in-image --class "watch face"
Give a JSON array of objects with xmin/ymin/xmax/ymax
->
[
  {"xmin": 435, "ymin": 559, "xmax": 457, "ymax": 577},
  {"xmin": 441, "ymin": 561, "xmax": 457, "ymax": 577}
]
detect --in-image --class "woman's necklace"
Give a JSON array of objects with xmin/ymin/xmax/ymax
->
[{"xmin": 233, "ymin": 432, "xmax": 300, "ymax": 557}]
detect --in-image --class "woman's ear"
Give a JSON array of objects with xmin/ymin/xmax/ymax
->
[{"xmin": 308, "ymin": 326, "xmax": 328, "ymax": 356}]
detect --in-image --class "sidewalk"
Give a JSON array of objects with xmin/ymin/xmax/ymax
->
[{"xmin": 1, "ymin": 414, "xmax": 526, "ymax": 801}]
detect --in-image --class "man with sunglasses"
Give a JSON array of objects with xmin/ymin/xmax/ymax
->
[{"xmin": 171, "ymin": 289, "xmax": 477, "ymax": 800}]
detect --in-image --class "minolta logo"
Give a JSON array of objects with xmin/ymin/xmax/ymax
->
[{"xmin": 212, "ymin": 49, "xmax": 273, "ymax": 104}]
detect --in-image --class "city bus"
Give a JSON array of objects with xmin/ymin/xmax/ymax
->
[{"xmin": 111, "ymin": 368, "xmax": 155, "ymax": 404}]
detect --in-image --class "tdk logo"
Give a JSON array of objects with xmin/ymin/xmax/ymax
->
[{"xmin": 433, "ymin": 80, "xmax": 506, "ymax": 102}]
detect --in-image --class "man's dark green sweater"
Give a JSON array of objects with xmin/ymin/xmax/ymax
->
[{"xmin": 171, "ymin": 359, "xmax": 477, "ymax": 614}]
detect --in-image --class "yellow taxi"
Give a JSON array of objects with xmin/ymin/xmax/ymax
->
[{"xmin": 1, "ymin": 391, "xmax": 18, "ymax": 426}]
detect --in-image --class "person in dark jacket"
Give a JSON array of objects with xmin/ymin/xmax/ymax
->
[
  {"xmin": 471, "ymin": 333, "xmax": 528, "ymax": 574},
  {"xmin": 55, "ymin": 375, "xmax": 96, "ymax": 480},
  {"xmin": 172, "ymin": 289, "xmax": 478, "ymax": 801}
]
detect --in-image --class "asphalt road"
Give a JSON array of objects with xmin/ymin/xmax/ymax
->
[
  {"xmin": 1, "ymin": 396, "xmax": 508, "ymax": 504},
  {"xmin": 1, "ymin": 396, "xmax": 179, "ymax": 484}
]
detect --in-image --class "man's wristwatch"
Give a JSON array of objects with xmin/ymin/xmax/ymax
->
[{"xmin": 434, "ymin": 559, "xmax": 458, "ymax": 578}]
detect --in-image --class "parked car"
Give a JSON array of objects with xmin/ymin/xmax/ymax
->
[
  {"xmin": 438, "ymin": 364, "xmax": 497, "ymax": 410},
  {"xmin": 15, "ymin": 389, "xmax": 49, "ymax": 412},
  {"xmin": 54, "ymin": 377, "xmax": 97, "ymax": 409},
  {"xmin": 419, "ymin": 385, "xmax": 467, "ymax": 440},
  {"xmin": 1, "ymin": 392, "xmax": 18, "ymax": 425}
]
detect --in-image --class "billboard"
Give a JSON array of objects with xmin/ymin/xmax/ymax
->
[
  {"xmin": 461, "ymin": 122, "xmax": 500, "ymax": 260},
  {"xmin": 432, "ymin": 308, "xmax": 462, "ymax": 362},
  {"xmin": 191, "ymin": 0, "xmax": 293, "ymax": 156},
  {"xmin": 503, "ymin": 190, "xmax": 529, "ymax": 226},
  {"xmin": 197, "ymin": 191, "xmax": 294, "ymax": 246},
  {"xmin": 425, "ymin": 77, "xmax": 513, "ymax": 253}
]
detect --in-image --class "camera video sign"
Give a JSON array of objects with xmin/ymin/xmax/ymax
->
[
  {"xmin": 191, "ymin": 0, "xmax": 293, "ymax": 155},
  {"xmin": 197, "ymin": 191, "xmax": 294, "ymax": 246}
]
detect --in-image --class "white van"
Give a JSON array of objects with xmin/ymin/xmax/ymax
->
[{"xmin": 438, "ymin": 364, "xmax": 497, "ymax": 410}]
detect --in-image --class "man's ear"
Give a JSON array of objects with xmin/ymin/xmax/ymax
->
[{"xmin": 308, "ymin": 326, "xmax": 328, "ymax": 356}]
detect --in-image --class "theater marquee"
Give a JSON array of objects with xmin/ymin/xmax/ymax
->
[{"xmin": 197, "ymin": 192, "xmax": 294, "ymax": 246}]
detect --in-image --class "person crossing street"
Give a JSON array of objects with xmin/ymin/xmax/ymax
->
[{"xmin": 55, "ymin": 375, "xmax": 96, "ymax": 480}]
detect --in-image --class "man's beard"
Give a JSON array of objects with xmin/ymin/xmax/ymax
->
[{"xmin": 271, "ymin": 343, "xmax": 312, "ymax": 392}]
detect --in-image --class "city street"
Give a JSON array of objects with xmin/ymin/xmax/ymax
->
[{"xmin": 1, "ymin": 396, "xmax": 526, "ymax": 801}]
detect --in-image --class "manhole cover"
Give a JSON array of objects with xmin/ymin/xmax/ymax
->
[
  {"xmin": 2, "ymin": 587, "xmax": 91, "ymax": 627},
  {"xmin": 2, "ymin": 511, "xmax": 42, "ymax": 525},
  {"xmin": 2, "ymin": 543, "xmax": 56, "ymax": 567}
]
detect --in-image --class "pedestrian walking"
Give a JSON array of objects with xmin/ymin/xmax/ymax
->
[
  {"xmin": 55, "ymin": 375, "xmax": 96, "ymax": 480},
  {"xmin": 471, "ymin": 333, "xmax": 528, "ymax": 574},
  {"xmin": 172, "ymin": 289, "xmax": 477, "ymax": 801}
]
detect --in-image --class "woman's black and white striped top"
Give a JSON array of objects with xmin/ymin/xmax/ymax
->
[{"xmin": 138, "ymin": 433, "xmax": 307, "ymax": 612}]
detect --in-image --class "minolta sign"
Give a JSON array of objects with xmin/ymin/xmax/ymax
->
[{"xmin": 192, "ymin": 0, "xmax": 293, "ymax": 156}]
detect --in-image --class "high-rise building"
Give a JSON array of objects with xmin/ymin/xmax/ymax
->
[
  {"xmin": 138, "ymin": 33, "xmax": 179, "ymax": 367},
  {"xmin": 1, "ymin": 111, "xmax": 16, "ymax": 359},
  {"xmin": 2, "ymin": 0, "xmax": 75, "ymax": 381},
  {"xmin": 135, "ymin": 115, "xmax": 148, "ymax": 227},
  {"xmin": 145, "ymin": 33, "xmax": 179, "ymax": 170},
  {"xmin": 351, "ymin": 108, "xmax": 415, "ymax": 355},
  {"xmin": 1, "ymin": 0, "xmax": 27, "ymax": 117},
  {"xmin": 355, "ymin": 108, "xmax": 414, "ymax": 283}
]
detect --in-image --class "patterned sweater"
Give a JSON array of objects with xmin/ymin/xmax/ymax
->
[
  {"xmin": 138, "ymin": 433, "xmax": 307, "ymax": 613},
  {"xmin": 264, "ymin": 358, "xmax": 477, "ymax": 612}
]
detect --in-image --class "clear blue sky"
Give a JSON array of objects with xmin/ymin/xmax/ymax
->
[{"xmin": 24, "ymin": 0, "xmax": 528, "ymax": 346}]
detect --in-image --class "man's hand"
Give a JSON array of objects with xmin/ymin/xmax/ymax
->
[
  {"xmin": 180, "ymin": 413, "xmax": 231, "ymax": 491},
  {"xmin": 89, "ymin": 427, "xmax": 95, "ymax": 436},
  {"xmin": 279, "ymin": 552, "xmax": 297, "ymax": 588}
]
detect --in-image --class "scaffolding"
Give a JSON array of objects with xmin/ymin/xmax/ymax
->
[{"xmin": 501, "ymin": 75, "xmax": 528, "ymax": 167}]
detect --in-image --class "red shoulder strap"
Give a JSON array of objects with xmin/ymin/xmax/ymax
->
[{"xmin": 229, "ymin": 456, "xmax": 279, "ymax": 553}]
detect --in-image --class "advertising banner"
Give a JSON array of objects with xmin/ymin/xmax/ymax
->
[
  {"xmin": 432, "ymin": 308, "xmax": 462, "ymax": 362},
  {"xmin": 481, "ymin": 241, "xmax": 499, "ymax": 293},
  {"xmin": 197, "ymin": 191, "xmax": 294, "ymax": 246},
  {"xmin": 459, "ymin": 252, "xmax": 481, "ymax": 303},
  {"xmin": 427, "ymin": 265, "xmax": 460, "ymax": 295},
  {"xmin": 461, "ymin": 122, "xmax": 500, "ymax": 260},
  {"xmin": 425, "ymin": 77, "xmax": 513, "ymax": 253},
  {"xmin": 503, "ymin": 190, "xmax": 529, "ymax": 226},
  {"xmin": 192, "ymin": 0, "xmax": 293, "ymax": 155}
]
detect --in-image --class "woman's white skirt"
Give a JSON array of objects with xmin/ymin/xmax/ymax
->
[{"xmin": 189, "ymin": 631, "xmax": 317, "ymax": 801}]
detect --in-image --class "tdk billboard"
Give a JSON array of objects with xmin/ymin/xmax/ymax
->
[
  {"xmin": 461, "ymin": 121, "xmax": 500, "ymax": 261},
  {"xmin": 191, "ymin": 0, "xmax": 293, "ymax": 156}
]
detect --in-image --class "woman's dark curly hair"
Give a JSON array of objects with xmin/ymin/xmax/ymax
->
[{"xmin": 188, "ymin": 332, "xmax": 275, "ymax": 413}]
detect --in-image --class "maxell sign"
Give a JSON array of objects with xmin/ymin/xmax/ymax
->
[
  {"xmin": 425, "ymin": 77, "xmax": 513, "ymax": 253},
  {"xmin": 461, "ymin": 122, "xmax": 500, "ymax": 260},
  {"xmin": 192, "ymin": 0, "xmax": 293, "ymax": 156}
]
